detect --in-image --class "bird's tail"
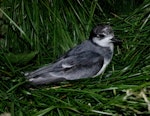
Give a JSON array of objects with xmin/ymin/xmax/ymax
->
[{"xmin": 24, "ymin": 65, "xmax": 66, "ymax": 85}]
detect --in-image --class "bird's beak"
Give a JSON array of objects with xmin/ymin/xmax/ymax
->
[{"xmin": 111, "ymin": 37, "xmax": 122, "ymax": 45}]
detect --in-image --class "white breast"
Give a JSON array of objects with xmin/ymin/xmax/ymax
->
[
  {"xmin": 93, "ymin": 59, "xmax": 111, "ymax": 77},
  {"xmin": 92, "ymin": 41, "xmax": 114, "ymax": 77}
]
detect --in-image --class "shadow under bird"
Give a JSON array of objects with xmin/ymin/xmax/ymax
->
[{"xmin": 25, "ymin": 24, "xmax": 122, "ymax": 85}]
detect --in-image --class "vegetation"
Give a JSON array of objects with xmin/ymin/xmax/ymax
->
[{"xmin": 0, "ymin": 0, "xmax": 150, "ymax": 115}]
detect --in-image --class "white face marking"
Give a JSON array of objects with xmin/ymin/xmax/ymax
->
[
  {"xmin": 93, "ymin": 35, "xmax": 113, "ymax": 46},
  {"xmin": 92, "ymin": 25, "xmax": 115, "ymax": 48},
  {"xmin": 92, "ymin": 35, "xmax": 114, "ymax": 51}
]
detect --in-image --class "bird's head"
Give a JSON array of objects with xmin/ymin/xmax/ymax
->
[{"xmin": 89, "ymin": 24, "xmax": 122, "ymax": 47}]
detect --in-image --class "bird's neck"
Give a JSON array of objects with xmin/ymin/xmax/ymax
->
[{"xmin": 91, "ymin": 37, "xmax": 114, "ymax": 52}]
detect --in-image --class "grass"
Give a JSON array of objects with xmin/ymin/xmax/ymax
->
[{"xmin": 0, "ymin": 0, "xmax": 150, "ymax": 115}]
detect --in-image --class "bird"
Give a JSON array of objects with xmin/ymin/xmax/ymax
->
[{"xmin": 25, "ymin": 24, "xmax": 122, "ymax": 85}]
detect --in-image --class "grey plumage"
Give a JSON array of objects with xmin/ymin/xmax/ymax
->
[{"xmin": 25, "ymin": 24, "xmax": 121, "ymax": 85}]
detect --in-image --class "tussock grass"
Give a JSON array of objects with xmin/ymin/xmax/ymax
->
[{"xmin": 0, "ymin": 0, "xmax": 150, "ymax": 115}]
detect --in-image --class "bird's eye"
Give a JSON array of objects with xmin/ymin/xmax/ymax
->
[{"xmin": 98, "ymin": 34, "xmax": 105, "ymax": 38}]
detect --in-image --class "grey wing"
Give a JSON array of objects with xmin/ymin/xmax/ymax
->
[
  {"xmin": 25, "ymin": 51, "xmax": 104, "ymax": 85},
  {"xmin": 61, "ymin": 51, "xmax": 104, "ymax": 80}
]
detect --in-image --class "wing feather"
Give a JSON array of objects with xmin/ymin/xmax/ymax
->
[{"xmin": 26, "ymin": 51, "xmax": 104, "ymax": 82}]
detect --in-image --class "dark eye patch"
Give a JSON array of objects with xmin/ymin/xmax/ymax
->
[{"xmin": 99, "ymin": 34, "xmax": 105, "ymax": 38}]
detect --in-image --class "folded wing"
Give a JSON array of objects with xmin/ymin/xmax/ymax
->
[{"xmin": 25, "ymin": 51, "xmax": 104, "ymax": 85}]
